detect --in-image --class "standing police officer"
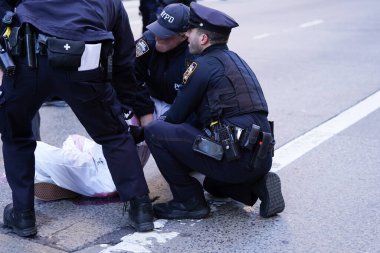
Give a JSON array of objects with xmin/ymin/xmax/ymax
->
[
  {"xmin": 145, "ymin": 3, "xmax": 285, "ymax": 219},
  {"xmin": 0, "ymin": 3, "xmax": 41, "ymax": 141},
  {"xmin": 0, "ymin": 0, "xmax": 154, "ymax": 237},
  {"xmin": 134, "ymin": 3, "xmax": 194, "ymax": 122}
]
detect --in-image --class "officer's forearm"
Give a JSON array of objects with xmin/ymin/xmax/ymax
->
[
  {"xmin": 133, "ymin": 83, "xmax": 155, "ymax": 117},
  {"xmin": 113, "ymin": 65, "xmax": 137, "ymax": 107}
]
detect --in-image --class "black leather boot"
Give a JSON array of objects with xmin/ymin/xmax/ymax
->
[
  {"xmin": 153, "ymin": 195, "xmax": 210, "ymax": 219},
  {"xmin": 128, "ymin": 194, "xmax": 154, "ymax": 232},
  {"xmin": 252, "ymin": 172, "xmax": 285, "ymax": 218},
  {"xmin": 3, "ymin": 203, "xmax": 37, "ymax": 237}
]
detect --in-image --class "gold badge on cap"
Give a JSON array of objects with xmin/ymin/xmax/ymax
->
[
  {"xmin": 183, "ymin": 62, "xmax": 197, "ymax": 84},
  {"xmin": 136, "ymin": 39, "xmax": 149, "ymax": 57}
]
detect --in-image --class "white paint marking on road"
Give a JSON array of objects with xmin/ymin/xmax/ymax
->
[
  {"xmin": 299, "ymin": 19, "xmax": 324, "ymax": 28},
  {"xmin": 272, "ymin": 90, "xmax": 380, "ymax": 172},
  {"xmin": 99, "ymin": 219, "xmax": 179, "ymax": 253},
  {"xmin": 252, "ymin": 19, "xmax": 323, "ymax": 40},
  {"xmin": 252, "ymin": 33, "xmax": 273, "ymax": 40}
]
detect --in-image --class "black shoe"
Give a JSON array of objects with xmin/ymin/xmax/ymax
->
[
  {"xmin": 153, "ymin": 196, "xmax": 210, "ymax": 219},
  {"xmin": 128, "ymin": 195, "xmax": 154, "ymax": 232},
  {"xmin": 3, "ymin": 204, "xmax": 37, "ymax": 237},
  {"xmin": 253, "ymin": 172, "xmax": 285, "ymax": 218}
]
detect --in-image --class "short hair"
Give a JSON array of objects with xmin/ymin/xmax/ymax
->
[{"xmin": 196, "ymin": 28, "xmax": 230, "ymax": 45}]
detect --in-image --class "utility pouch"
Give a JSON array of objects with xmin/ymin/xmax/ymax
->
[
  {"xmin": 193, "ymin": 135, "xmax": 224, "ymax": 161},
  {"xmin": 47, "ymin": 38, "xmax": 85, "ymax": 68},
  {"xmin": 239, "ymin": 124, "xmax": 260, "ymax": 150},
  {"xmin": 252, "ymin": 132, "xmax": 273, "ymax": 169}
]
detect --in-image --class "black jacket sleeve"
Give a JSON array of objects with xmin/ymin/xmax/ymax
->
[
  {"xmin": 165, "ymin": 60, "xmax": 208, "ymax": 123},
  {"xmin": 133, "ymin": 32, "xmax": 155, "ymax": 116},
  {"xmin": 110, "ymin": 0, "xmax": 141, "ymax": 113}
]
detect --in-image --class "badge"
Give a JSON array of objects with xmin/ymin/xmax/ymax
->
[
  {"xmin": 183, "ymin": 62, "xmax": 197, "ymax": 84},
  {"xmin": 136, "ymin": 39, "xmax": 149, "ymax": 57}
]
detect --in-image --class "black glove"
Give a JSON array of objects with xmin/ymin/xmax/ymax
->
[{"xmin": 129, "ymin": 125, "xmax": 145, "ymax": 144}]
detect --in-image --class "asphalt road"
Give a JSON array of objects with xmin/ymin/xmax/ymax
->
[{"xmin": 0, "ymin": 0, "xmax": 379, "ymax": 252}]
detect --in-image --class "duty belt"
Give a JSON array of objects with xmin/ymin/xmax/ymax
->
[{"xmin": 198, "ymin": 121, "xmax": 275, "ymax": 162}]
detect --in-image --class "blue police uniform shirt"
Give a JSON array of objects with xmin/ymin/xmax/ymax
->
[
  {"xmin": 164, "ymin": 43, "xmax": 269, "ymax": 129},
  {"xmin": 134, "ymin": 30, "xmax": 195, "ymax": 115},
  {"xmin": 12, "ymin": 0, "xmax": 144, "ymax": 115}
]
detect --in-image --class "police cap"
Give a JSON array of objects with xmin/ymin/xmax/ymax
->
[
  {"xmin": 188, "ymin": 2, "xmax": 239, "ymax": 34},
  {"xmin": 147, "ymin": 3, "xmax": 190, "ymax": 38}
]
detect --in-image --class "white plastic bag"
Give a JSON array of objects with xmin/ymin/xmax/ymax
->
[{"xmin": 35, "ymin": 135, "xmax": 150, "ymax": 197}]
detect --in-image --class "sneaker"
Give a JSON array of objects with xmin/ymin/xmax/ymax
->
[
  {"xmin": 254, "ymin": 172, "xmax": 285, "ymax": 218},
  {"xmin": 34, "ymin": 182, "xmax": 80, "ymax": 201},
  {"xmin": 153, "ymin": 196, "xmax": 210, "ymax": 220},
  {"xmin": 127, "ymin": 194, "xmax": 154, "ymax": 232},
  {"xmin": 3, "ymin": 203, "xmax": 37, "ymax": 237}
]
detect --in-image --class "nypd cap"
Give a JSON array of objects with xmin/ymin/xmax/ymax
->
[
  {"xmin": 189, "ymin": 2, "xmax": 239, "ymax": 34},
  {"xmin": 147, "ymin": 3, "xmax": 190, "ymax": 38}
]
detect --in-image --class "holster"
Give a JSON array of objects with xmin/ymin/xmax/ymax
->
[
  {"xmin": 9, "ymin": 26, "xmax": 23, "ymax": 56},
  {"xmin": 251, "ymin": 132, "xmax": 275, "ymax": 169},
  {"xmin": 237, "ymin": 122, "xmax": 275, "ymax": 169}
]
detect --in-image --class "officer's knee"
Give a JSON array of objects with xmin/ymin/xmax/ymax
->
[{"xmin": 144, "ymin": 120, "xmax": 165, "ymax": 145}]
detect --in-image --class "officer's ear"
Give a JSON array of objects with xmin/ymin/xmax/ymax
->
[{"xmin": 200, "ymin": 33, "xmax": 210, "ymax": 45}]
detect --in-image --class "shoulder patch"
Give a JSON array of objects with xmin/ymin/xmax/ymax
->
[
  {"xmin": 183, "ymin": 62, "xmax": 198, "ymax": 84},
  {"xmin": 136, "ymin": 39, "xmax": 149, "ymax": 57}
]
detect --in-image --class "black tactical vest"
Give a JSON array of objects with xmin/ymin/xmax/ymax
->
[{"xmin": 206, "ymin": 49, "xmax": 268, "ymax": 120}]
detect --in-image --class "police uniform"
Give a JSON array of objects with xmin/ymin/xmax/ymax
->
[
  {"xmin": 0, "ymin": 0, "xmax": 151, "ymax": 216},
  {"xmin": 134, "ymin": 3, "xmax": 195, "ymax": 117},
  {"xmin": 145, "ymin": 3, "xmax": 284, "ymax": 216},
  {"xmin": 134, "ymin": 30, "xmax": 194, "ymax": 114}
]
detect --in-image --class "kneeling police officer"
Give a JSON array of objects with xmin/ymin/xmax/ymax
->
[
  {"xmin": 145, "ymin": 2, "xmax": 285, "ymax": 219},
  {"xmin": 0, "ymin": 0, "xmax": 154, "ymax": 237}
]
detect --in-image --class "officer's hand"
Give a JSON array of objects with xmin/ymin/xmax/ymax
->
[
  {"xmin": 129, "ymin": 125, "xmax": 145, "ymax": 144},
  {"xmin": 139, "ymin": 113, "xmax": 154, "ymax": 127}
]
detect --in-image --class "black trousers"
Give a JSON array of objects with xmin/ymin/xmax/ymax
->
[
  {"xmin": 145, "ymin": 120, "xmax": 272, "ymax": 205},
  {"xmin": 0, "ymin": 55, "xmax": 148, "ymax": 210}
]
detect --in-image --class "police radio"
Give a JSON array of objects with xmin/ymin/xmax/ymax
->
[
  {"xmin": 0, "ymin": 11, "xmax": 16, "ymax": 75},
  {"xmin": 212, "ymin": 122, "xmax": 241, "ymax": 161}
]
